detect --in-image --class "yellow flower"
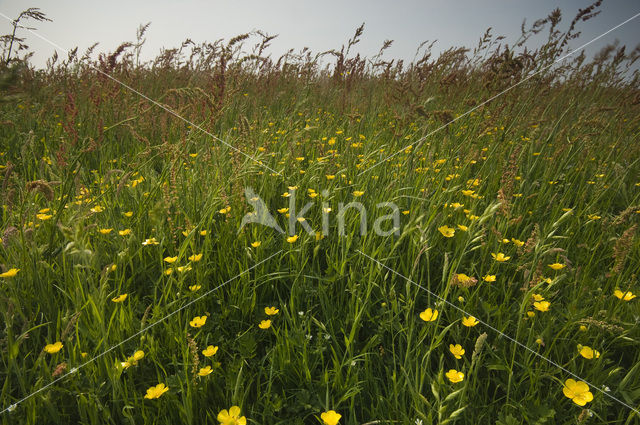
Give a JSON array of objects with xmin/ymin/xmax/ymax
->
[
  {"xmin": 286, "ymin": 235, "xmax": 299, "ymax": 243},
  {"xmin": 438, "ymin": 225, "xmax": 455, "ymax": 238},
  {"xmin": 265, "ymin": 306, "xmax": 279, "ymax": 316},
  {"xmin": 217, "ymin": 406, "xmax": 246, "ymax": 425},
  {"xmin": 526, "ymin": 311, "xmax": 536, "ymax": 318},
  {"xmin": 112, "ymin": 294, "xmax": 128, "ymax": 303},
  {"xmin": 548, "ymin": 263, "xmax": 565, "ymax": 270},
  {"xmin": 99, "ymin": 228, "xmax": 113, "ymax": 234},
  {"xmin": 457, "ymin": 224, "xmax": 468, "ymax": 231},
  {"xmin": 419, "ymin": 308, "xmax": 438, "ymax": 322},
  {"xmin": 200, "ymin": 230, "xmax": 207, "ymax": 236},
  {"xmin": 189, "ymin": 285, "xmax": 202, "ymax": 292},
  {"xmin": 320, "ymin": 410, "xmax": 342, "ymax": 425},
  {"xmin": 456, "ymin": 273, "xmax": 474, "ymax": 285},
  {"xmin": 533, "ymin": 301, "xmax": 550, "ymax": 312},
  {"xmin": 177, "ymin": 265, "xmax": 192, "ymax": 273},
  {"xmin": 142, "ymin": 237, "xmax": 159, "ymax": 245},
  {"xmin": 0, "ymin": 268, "xmax": 20, "ymax": 278},
  {"xmin": 202, "ymin": 345, "xmax": 219, "ymax": 357},
  {"xmin": 123, "ymin": 211, "xmax": 133, "ymax": 217},
  {"xmin": 251, "ymin": 241, "xmax": 261, "ymax": 248},
  {"xmin": 578, "ymin": 345, "xmax": 600, "ymax": 359},
  {"xmin": 258, "ymin": 319, "xmax": 272, "ymax": 329},
  {"xmin": 527, "ymin": 292, "xmax": 543, "ymax": 302},
  {"xmin": 461, "ymin": 316, "xmax": 479, "ymax": 327},
  {"xmin": 44, "ymin": 341, "xmax": 63, "ymax": 354},
  {"xmin": 353, "ymin": 190, "xmax": 365, "ymax": 197},
  {"xmin": 189, "ymin": 316, "xmax": 207, "ymax": 328},
  {"xmin": 277, "ymin": 208, "xmax": 289, "ymax": 214},
  {"xmin": 511, "ymin": 238, "xmax": 524, "ymax": 247},
  {"xmin": 326, "ymin": 174, "xmax": 336, "ymax": 180},
  {"xmin": 164, "ymin": 256, "xmax": 178, "ymax": 264},
  {"xmin": 614, "ymin": 289, "xmax": 636, "ymax": 301},
  {"xmin": 198, "ymin": 366, "xmax": 213, "ymax": 376},
  {"xmin": 449, "ymin": 344, "xmax": 465, "ymax": 359},
  {"xmin": 491, "ymin": 253, "xmax": 510, "ymax": 262},
  {"xmin": 118, "ymin": 229, "xmax": 132, "ymax": 236},
  {"xmin": 188, "ymin": 253, "xmax": 203, "ymax": 262},
  {"xmin": 445, "ymin": 369, "xmax": 464, "ymax": 383},
  {"xmin": 144, "ymin": 383, "xmax": 169, "ymax": 400},
  {"xmin": 219, "ymin": 206, "xmax": 231, "ymax": 214},
  {"xmin": 483, "ymin": 275, "xmax": 496, "ymax": 282},
  {"xmin": 562, "ymin": 379, "xmax": 593, "ymax": 406},
  {"xmin": 122, "ymin": 350, "xmax": 145, "ymax": 368}
]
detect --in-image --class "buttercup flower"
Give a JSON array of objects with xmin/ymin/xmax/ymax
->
[
  {"xmin": 164, "ymin": 256, "xmax": 178, "ymax": 264},
  {"xmin": 258, "ymin": 320, "xmax": 272, "ymax": 329},
  {"xmin": 198, "ymin": 366, "xmax": 213, "ymax": 376},
  {"xmin": 321, "ymin": 410, "xmax": 342, "ymax": 425},
  {"xmin": 445, "ymin": 369, "xmax": 464, "ymax": 383},
  {"xmin": 122, "ymin": 350, "xmax": 145, "ymax": 368},
  {"xmin": 189, "ymin": 316, "xmax": 207, "ymax": 328},
  {"xmin": 533, "ymin": 301, "xmax": 550, "ymax": 312},
  {"xmin": 438, "ymin": 225, "xmax": 455, "ymax": 238},
  {"xmin": 251, "ymin": 241, "xmax": 261, "ymax": 248},
  {"xmin": 483, "ymin": 275, "xmax": 496, "ymax": 282},
  {"xmin": 144, "ymin": 383, "xmax": 169, "ymax": 400},
  {"xmin": 578, "ymin": 345, "xmax": 600, "ymax": 359},
  {"xmin": 0, "ymin": 268, "xmax": 20, "ymax": 278},
  {"xmin": 511, "ymin": 238, "xmax": 524, "ymax": 247},
  {"xmin": 352, "ymin": 190, "xmax": 364, "ymax": 197},
  {"xmin": 614, "ymin": 289, "xmax": 636, "ymax": 301},
  {"xmin": 203, "ymin": 345, "xmax": 219, "ymax": 357},
  {"xmin": 491, "ymin": 253, "xmax": 510, "ymax": 262},
  {"xmin": 265, "ymin": 306, "xmax": 279, "ymax": 315},
  {"xmin": 419, "ymin": 308, "xmax": 438, "ymax": 322},
  {"xmin": 548, "ymin": 263, "xmax": 565, "ymax": 270},
  {"xmin": 188, "ymin": 253, "xmax": 203, "ymax": 262},
  {"xmin": 461, "ymin": 316, "xmax": 479, "ymax": 327},
  {"xmin": 449, "ymin": 344, "xmax": 465, "ymax": 359},
  {"xmin": 562, "ymin": 379, "xmax": 593, "ymax": 406},
  {"xmin": 44, "ymin": 341, "xmax": 63, "ymax": 354},
  {"xmin": 112, "ymin": 294, "xmax": 128, "ymax": 303},
  {"xmin": 217, "ymin": 406, "xmax": 246, "ymax": 425},
  {"xmin": 286, "ymin": 235, "xmax": 299, "ymax": 243},
  {"xmin": 142, "ymin": 237, "xmax": 159, "ymax": 246}
]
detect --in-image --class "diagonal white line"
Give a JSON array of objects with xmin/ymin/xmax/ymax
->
[
  {"xmin": 357, "ymin": 11, "xmax": 640, "ymax": 177},
  {"xmin": 0, "ymin": 250, "xmax": 282, "ymax": 415},
  {"xmin": 356, "ymin": 249, "xmax": 640, "ymax": 415},
  {"xmin": 0, "ymin": 11, "xmax": 281, "ymax": 176}
]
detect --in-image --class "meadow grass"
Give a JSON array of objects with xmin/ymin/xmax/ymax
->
[{"xmin": 1, "ymin": 7, "xmax": 640, "ymax": 425}]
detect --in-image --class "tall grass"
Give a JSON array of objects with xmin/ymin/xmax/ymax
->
[{"xmin": 1, "ymin": 3, "xmax": 639, "ymax": 424}]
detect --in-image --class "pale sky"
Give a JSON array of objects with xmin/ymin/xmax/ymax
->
[{"xmin": 1, "ymin": 1, "xmax": 639, "ymax": 69}]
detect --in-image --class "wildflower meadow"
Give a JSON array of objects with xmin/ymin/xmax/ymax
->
[{"xmin": 1, "ymin": 3, "xmax": 639, "ymax": 424}]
